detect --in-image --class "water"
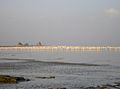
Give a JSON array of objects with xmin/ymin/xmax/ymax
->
[
  {"xmin": 0, "ymin": 49, "xmax": 120, "ymax": 65},
  {"xmin": 0, "ymin": 49, "xmax": 120, "ymax": 89}
]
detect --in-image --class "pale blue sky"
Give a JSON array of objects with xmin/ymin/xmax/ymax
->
[{"xmin": 0, "ymin": 0, "xmax": 120, "ymax": 45}]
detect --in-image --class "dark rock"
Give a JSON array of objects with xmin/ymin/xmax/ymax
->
[
  {"xmin": 105, "ymin": 84, "xmax": 116, "ymax": 88},
  {"xmin": 0, "ymin": 75, "xmax": 16, "ymax": 84},
  {"xmin": 56, "ymin": 88, "xmax": 66, "ymax": 89},
  {"xmin": 36, "ymin": 76, "xmax": 55, "ymax": 79},
  {"xmin": 115, "ymin": 81, "xmax": 120, "ymax": 85},
  {"xmin": 0, "ymin": 75, "xmax": 30, "ymax": 84},
  {"xmin": 49, "ymin": 76, "xmax": 55, "ymax": 79},
  {"xmin": 16, "ymin": 77, "xmax": 30, "ymax": 83},
  {"xmin": 59, "ymin": 88, "xmax": 66, "ymax": 89},
  {"xmin": 114, "ymin": 81, "xmax": 120, "ymax": 88}
]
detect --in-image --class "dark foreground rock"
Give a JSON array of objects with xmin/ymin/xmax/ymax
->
[{"xmin": 0, "ymin": 75, "xmax": 30, "ymax": 84}]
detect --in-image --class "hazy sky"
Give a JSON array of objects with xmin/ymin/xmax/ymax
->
[{"xmin": 0, "ymin": 0, "xmax": 120, "ymax": 45}]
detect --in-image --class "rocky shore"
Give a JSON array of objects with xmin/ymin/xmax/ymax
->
[
  {"xmin": 1, "ymin": 75, "xmax": 120, "ymax": 89},
  {"xmin": 0, "ymin": 75, "xmax": 30, "ymax": 84}
]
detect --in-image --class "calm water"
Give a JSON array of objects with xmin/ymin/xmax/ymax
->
[
  {"xmin": 0, "ymin": 49, "xmax": 120, "ymax": 89},
  {"xmin": 0, "ymin": 49, "xmax": 120, "ymax": 65}
]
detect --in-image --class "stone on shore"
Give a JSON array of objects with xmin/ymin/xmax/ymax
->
[{"xmin": 0, "ymin": 75, "xmax": 30, "ymax": 84}]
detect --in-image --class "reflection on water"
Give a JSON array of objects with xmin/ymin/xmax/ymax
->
[
  {"xmin": 0, "ymin": 48, "xmax": 120, "ymax": 66},
  {"xmin": 0, "ymin": 46, "xmax": 120, "ymax": 50}
]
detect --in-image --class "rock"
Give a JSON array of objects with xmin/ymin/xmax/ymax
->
[
  {"xmin": 49, "ymin": 76, "xmax": 55, "ymax": 79},
  {"xmin": 85, "ymin": 86, "xmax": 106, "ymax": 89},
  {"xmin": 83, "ymin": 81, "xmax": 120, "ymax": 89},
  {"xmin": 114, "ymin": 81, "xmax": 120, "ymax": 88},
  {"xmin": 57, "ymin": 87, "xmax": 67, "ymax": 89},
  {"xmin": 48, "ymin": 87, "xmax": 67, "ymax": 89},
  {"xmin": 48, "ymin": 88, "xmax": 53, "ymax": 89},
  {"xmin": 36, "ymin": 76, "xmax": 55, "ymax": 79},
  {"xmin": 115, "ymin": 81, "xmax": 120, "ymax": 85},
  {"xmin": 0, "ymin": 75, "xmax": 16, "ymax": 84},
  {"xmin": 100, "ymin": 85, "xmax": 107, "ymax": 89},
  {"xmin": 85, "ymin": 86, "xmax": 96, "ymax": 89},
  {"xmin": 85, "ymin": 84, "xmax": 120, "ymax": 89},
  {"xmin": 16, "ymin": 77, "xmax": 30, "ymax": 83},
  {"xmin": 59, "ymin": 88, "xmax": 66, "ymax": 89},
  {"xmin": 0, "ymin": 75, "xmax": 30, "ymax": 84}
]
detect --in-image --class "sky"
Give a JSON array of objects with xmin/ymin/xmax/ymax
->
[{"xmin": 0, "ymin": 0, "xmax": 120, "ymax": 46}]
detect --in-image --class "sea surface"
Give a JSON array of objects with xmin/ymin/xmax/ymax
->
[{"xmin": 0, "ymin": 49, "xmax": 120, "ymax": 89}]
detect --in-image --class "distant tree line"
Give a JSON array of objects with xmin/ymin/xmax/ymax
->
[{"xmin": 17, "ymin": 42, "xmax": 42, "ymax": 46}]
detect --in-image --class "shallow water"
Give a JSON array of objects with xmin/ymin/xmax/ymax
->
[
  {"xmin": 0, "ymin": 49, "xmax": 120, "ymax": 66},
  {"xmin": 0, "ymin": 49, "xmax": 120, "ymax": 89}
]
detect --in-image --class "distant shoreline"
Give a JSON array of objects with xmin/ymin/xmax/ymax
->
[
  {"xmin": 0, "ymin": 45, "xmax": 120, "ymax": 47},
  {"xmin": 0, "ymin": 46, "xmax": 120, "ymax": 51},
  {"xmin": 0, "ymin": 45, "xmax": 44, "ymax": 47}
]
